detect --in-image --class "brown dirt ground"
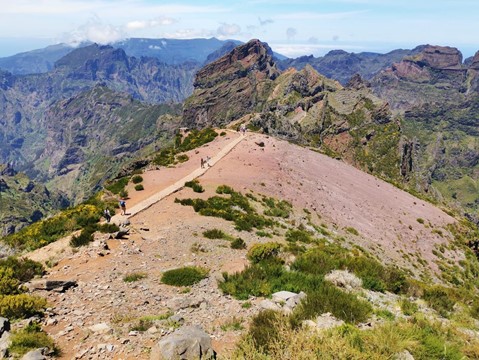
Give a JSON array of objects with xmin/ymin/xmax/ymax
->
[{"xmin": 27, "ymin": 131, "xmax": 456, "ymax": 359}]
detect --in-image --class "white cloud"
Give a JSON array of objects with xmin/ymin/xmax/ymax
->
[
  {"xmin": 163, "ymin": 28, "xmax": 213, "ymax": 40},
  {"xmin": 61, "ymin": 16, "xmax": 125, "ymax": 45},
  {"xmin": 126, "ymin": 17, "xmax": 177, "ymax": 30},
  {"xmin": 216, "ymin": 23, "xmax": 241, "ymax": 38}
]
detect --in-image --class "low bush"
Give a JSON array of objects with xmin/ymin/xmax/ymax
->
[
  {"xmin": 231, "ymin": 238, "xmax": 247, "ymax": 249},
  {"xmin": 423, "ymin": 286, "xmax": 455, "ymax": 317},
  {"xmin": 285, "ymin": 229, "xmax": 313, "ymax": 243},
  {"xmin": 247, "ymin": 242, "xmax": 281, "ymax": 263},
  {"xmin": 8, "ymin": 322, "xmax": 57, "ymax": 357},
  {"xmin": 0, "ymin": 257, "xmax": 44, "ymax": 283},
  {"xmin": 248, "ymin": 310, "xmax": 282, "ymax": 354},
  {"xmin": 134, "ymin": 184, "xmax": 144, "ymax": 191},
  {"xmin": 216, "ymin": 185, "xmax": 234, "ymax": 194},
  {"xmin": 97, "ymin": 223, "xmax": 120, "ymax": 233},
  {"xmin": 400, "ymin": 298, "xmax": 418, "ymax": 316},
  {"xmin": 290, "ymin": 284, "xmax": 372, "ymax": 326},
  {"xmin": 176, "ymin": 154, "xmax": 189, "ymax": 163},
  {"xmin": 184, "ymin": 179, "xmax": 204, "ymax": 193},
  {"xmin": 105, "ymin": 177, "xmax": 129, "ymax": 194},
  {"xmin": 176, "ymin": 186, "xmax": 273, "ymax": 232},
  {"xmin": 131, "ymin": 175, "xmax": 143, "ymax": 184},
  {"xmin": 123, "ymin": 272, "xmax": 147, "ymax": 282},
  {"xmin": 70, "ymin": 226, "xmax": 95, "ymax": 247},
  {"xmin": 0, "ymin": 294, "xmax": 47, "ymax": 319},
  {"xmin": 202, "ymin": 229, "xmax": 228, "ymax": 239},
  {"xmin": 161, "ymin": 266, "xmax": 208, "ymax": 286},
  {"xmin": 263, "ymin": 197, "xmax": 292, "ymax": 218}
]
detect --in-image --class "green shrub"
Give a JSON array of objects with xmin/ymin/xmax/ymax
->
[
  {"xmin": 0, "ymin": 294, "xmax": 47, "ymax": 319},
  {"xmin": 263, "ymin": 197, "xmax": 292, "ymax": 218},
  {"xmin": 123, "ymin": 272, "xmax": 147, "ymax": 282},
  {"xmin": 423, "ymin": 286, "xmax": 455, "ymax": 317},
  {"xmin": 0, "ymin": 257, "xmax": 44, "ymax": 283},
  {"xmin": 176, "ymin": 187, "xmax": 273, "ymax": 232},
  {"xmin": 184, "ymin": 179, "xmax": 204, "ymax": 193},
  {"xmin": 134, "ymin": 184, "xmax": 144, "ymax": 191},
  {"xmin": 400, "ymin": 298, "xmax": 418, "ymax": 316},
  {"xmin": 203, "ymin": 229, "xmax": 227, "ymax": 239},
  {"xmin": 176, "ymin": 154, "xmax": 189, "ymax": 163},
  {"xmin": 119, "ymin": 189, "xmax": 129, "ymax": 199},
  {"xmin": 8, "ymin": 323, "xmax": 57, "ymax": 357},
  {"xmin": 247, "ymin": 243, "xmax": 281, "ymax": 263},
  {"xmin": 70, "ymin": 226, "xmax": 95, "ymax": 247},
  {"xmin": 290, "ymin": 284, "xmax": 372, "ymax": 325},
  {"xmin": 345, "ymin": 227, "xmax": 359, "ymax": 236},
  {"xmin": 0, "ymin": 268, "xmax": 22, "ymax": 295},
  {"xmin": 248, "ymin": 310, "xmax": 282, "ymax": 354},
  {"xmin": 216, "ymin": 185, "xmax": 234, "ymax": 194},
  {"xmin": 131, "ymin": 175, "xmax": 143, "ymax": 184},
  {"xmin": 105, "ymin": 177, "xmax": 129, "ymax": 194},
  {"xmin": 97, "ymin": 223, "xmax": 120, "ymax": 233},
  {"xmin": 220, "ymin": 131, "xmax": 227, "ymax": 136},
  {"xmin": 231, "ymin": 238, "xmax": 247, "ymax": 249},
  {"xmin": 161, "ymin": 266, "xmax": 208, "ymax": 286},
  {"xmin": 130, "ymin": 318, "xmax": 153, "ymax": 332},
  {"xmin": 256, "ymin": 230, "xmax": 273, "ymax": 238},
  {"xmin": 285, "ymin": 229, "xmax": 313, "ymax": 243},
  {"xmin": 417, "ymin": 218, "xmax": 425, "ymax": 224}
]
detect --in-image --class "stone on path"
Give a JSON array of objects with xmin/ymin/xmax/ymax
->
[{"xmin": 25, "ymin": 280, "xmax": 77, "ymax": 293}]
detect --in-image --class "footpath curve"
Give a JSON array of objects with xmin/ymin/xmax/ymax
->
[{"xmin": 113, "ymin": 132, "xmax": 246, "ymax": 222}]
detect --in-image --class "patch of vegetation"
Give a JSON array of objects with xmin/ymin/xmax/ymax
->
[
  {"xmin": 123, "ymin": 272, "xmax": 147, "ymax": 283},
  {"xmin": 176, "ymin": 154, "xmax": 189, "ymax": 163},
  {"xmin": 0, "ymin": 293, "xmax": 47, "ymax": 319},
  {"xmin": 184, "ymin": 179, "xmax": 204, "ymax": 193},
  {"xmin": 247, "ymin": 243, "xmax": 281, "ymax": 263},
  {"xmin": 400, "ymin": 298, "xmax": 418, "ymax": 316},
  {"xmin": 417, "ymin": 218, "xmax": 425, "ymax": 224},
  {"xmin": 256, "ymin": 230, "xmax": 273, "ymax": 238},
  {"xmin": 69, "ymin": 226, "xmax": 95, "ymax": 247},
  {"xmin": 8, "ymin": 322, "xmax": 58, "ymax": 357},
  {"xmin": 285, "ymin": 229, "xmax": 313, "ymax": 243},
  {"xmin": 131, "ymin": 175, "xmax": 143, "ymax": 184},
  {"xmin": 105, "ymin": 177, "xmax": 129, "ymax": 194},
  {"xmin": 134, "ymin": 184, "xmax": 144, "ymax": 191},
  {"xmin": 203, "ymin": 229, "xmax": 229, "ymax": 240},
  {"xmin": 175, "ymin": 186, "xmax": 273, "ymax": 231},
  {"xmin": 161, "ymin": 266, "xmax": 208, "ymax": 287},
  {"xmin": 220, "ymin": 316, "xmax": 244, "ymax": 331},
  {"xmin": 345, "ymin": 227, "xmax": 360, "ymax": 236},
  {"xmin": 423, "ymin": 285, "xmax": 456, "ymax": 317},
  {"xmin": 153, "ymin": 128, "xmax": 218, "ymax": 166},
  {"xmin": 2, "ymin": 203, "xmax": 102, "ymax": 251},
  {"xmin": 262, "ymin": 197, "xmax": 292, "ymax": 218},
  {"xmin": 231, "ymin": 238, "xmax": 247, "ymax": 249}
]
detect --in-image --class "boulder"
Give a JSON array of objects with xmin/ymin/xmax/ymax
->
[
  {"xmin": 88, "ymin": 323, "xmax": 112, "ymax": 335},
  {"xmin": 21, "ymin": 347, "xmax": 50, "ymax": 360},
  {"xmin": 0, "ymin": 331, "xmax": 11, "ymax": 359},
  {"xmin": 25, "ymin": 280, "xmax": 77, "ymax": 293},
  {"xmin": 150, "ymin": 325, "xmax": 216, "ymax": 360},
  {"xmin": 324, "ymin": 270, "xmax": 362, "ymax": 291}
]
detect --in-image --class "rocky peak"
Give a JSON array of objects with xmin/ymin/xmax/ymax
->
[
  {"xmin": 183, "ymin": 39, "xmax": 280, "ymax": 127},
  {"xmin": 193, "ymin": 39, "xmax": 279, "ymax": 89},
  {"xmin": 470, "ymin": 50, "xmax": 479, "ymax": 70},
  {"xmin": 407, "ymin": 45, "xmax": 463, "ymax": 69}
]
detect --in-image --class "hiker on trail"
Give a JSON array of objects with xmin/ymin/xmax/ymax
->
[
  {"xmin": 104, "ymin": 209, "xmax": 111, "ymax": 223},
  {"xmin": 205, "ymin": 156, "xmax": 211, "ymax": 167},
  {"xmin": 201, "ymin": 158, "xmax": 205, "ymax": 169},
  {"xmin": 119, "ymin": 200, "xmax": 126, "ymax": 215},
  {"xmin": 240, "ymin": 123, "xmax": 246, "ymax": 136}
]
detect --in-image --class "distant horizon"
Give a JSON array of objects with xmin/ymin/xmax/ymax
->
[
  {"xmin": 0, "ymin": 1, "xmax": 477, "ymax": 60},
  {"xmin": 0, "ymin": 36, "xmax": 477, "ymax": 61}
]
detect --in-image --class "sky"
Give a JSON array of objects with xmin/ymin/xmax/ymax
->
[{"xmin": 0, "ymin": 0, "xmax": 478, "ymax": 59}]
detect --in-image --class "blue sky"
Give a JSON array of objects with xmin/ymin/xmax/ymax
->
[{"xmin": 0, "ymin": 0, "xmax": 477, "ymax": 58}]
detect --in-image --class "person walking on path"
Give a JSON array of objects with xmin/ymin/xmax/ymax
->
[
  {"xmin": 119, "ymin": 200, "xmax": 126, "ymax": 215},
  {"xmin": 103, "ymin": 209, "xmax": 111, "ymax": 223}
]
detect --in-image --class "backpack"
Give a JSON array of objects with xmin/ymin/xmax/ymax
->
[{"xmin": 120, "ymin": 200, "xmax": 125, "ymax": 207}]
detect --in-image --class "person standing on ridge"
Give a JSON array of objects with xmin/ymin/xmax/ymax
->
[{"xmin": 119, "ymin": 200, "xmax": 126, "ymax": 215}]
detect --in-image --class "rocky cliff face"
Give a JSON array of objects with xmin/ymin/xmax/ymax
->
[
  {"xmin": 371, "ymin": 45, "xmax": 479, "ymax": 213},
  {"xmin": 183, "ymin": 39, "xmax": 280, "ymax": 128}
]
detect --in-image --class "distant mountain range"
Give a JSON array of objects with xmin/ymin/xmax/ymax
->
[{"xmin": 2, "ymin": 36, "xmax": 479, "ymax": 233}]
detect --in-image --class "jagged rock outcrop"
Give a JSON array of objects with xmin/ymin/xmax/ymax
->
[
  {"xmin": 183, "ymin": 39, "xmax": 280, "ymax": 128},
  {"xmin": 470, "ymin": 51, "xmax": 479, "ymax": 70},
  {"xmin": 410, "ymin": 45, "xmax": 463, "ymax": 69}
]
